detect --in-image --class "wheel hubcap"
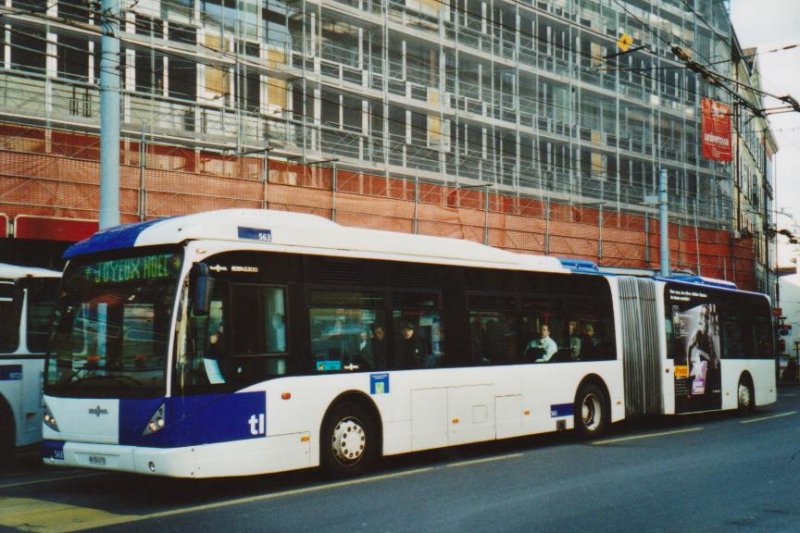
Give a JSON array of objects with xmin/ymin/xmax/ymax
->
[
  {"xmin": 582, "ymin": 394, "xmax": 601, "ymax": 431},
  {"xmin": 739, "ymin": 383, "xmax": 751, "ymax": 408},
  {"xmin": 331, "ymin": 417, "xmax": 366, "ymax": 464}
]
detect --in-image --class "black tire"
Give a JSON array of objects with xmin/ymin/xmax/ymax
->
[
  {"xmin": 737, "ymin": 375, "xmax": 755, "ymax": 414},
  {"xmin": 0, "ymin": 402, "xmax": 15, "ymax": 471},
  {"xmin": 574, "ymin": 383, "xmax": 609, "ymax": 438},
  {"xmin": 320, "ymin": 401, "xmax": 379, "ymax": 478}
]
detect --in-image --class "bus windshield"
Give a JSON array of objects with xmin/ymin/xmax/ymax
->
[{"xmin": 45, "ymin": 249, "xmax": 183, "ymax": 398}]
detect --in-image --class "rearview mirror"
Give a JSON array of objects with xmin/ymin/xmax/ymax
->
[{"xmin": 190, "ymin": 263, "xmax": 214, "ymax": 316}]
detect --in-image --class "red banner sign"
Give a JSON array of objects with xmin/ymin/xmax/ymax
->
[
  {"xmin": 14, "ymin": 215, "xmax": 98, "ymax": 242},
  {"xmin": 701, "ymin": 97, "xmax": 732, "ymax": 162}
]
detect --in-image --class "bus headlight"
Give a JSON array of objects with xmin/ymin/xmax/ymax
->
[
  {"xmin": 43, "ymin": 404, "xmax": 60, "ymax": 432},
  {"xmin": 142, "ymin": 403, "xmax": 166, "ymax": 436}
]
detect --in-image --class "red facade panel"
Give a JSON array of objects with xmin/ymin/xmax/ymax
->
[{"xmin": 14, "ymin": 215, "xmax": 97, "ymax": 242}]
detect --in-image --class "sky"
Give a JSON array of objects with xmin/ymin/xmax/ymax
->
[{"xmin": 729, "ymin": 0, "xmax": 800, "ymax": 230}]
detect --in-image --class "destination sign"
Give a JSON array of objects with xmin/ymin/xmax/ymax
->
[{"xmin": 80, "ymin": 253, "xmax": 182, "ymax": 284}]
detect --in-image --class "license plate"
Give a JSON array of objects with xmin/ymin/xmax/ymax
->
[{"xmin": 88, "ymin": 455, "xmax": 107, "ymax": 466}]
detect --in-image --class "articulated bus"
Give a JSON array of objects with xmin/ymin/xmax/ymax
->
[
  {"xmin": 41, "ymin": 210, "xmax": 776, "ymax": 478},
  {"xmin": 0, "ymin": 263, "xmax": 60, "ymax": 467}
]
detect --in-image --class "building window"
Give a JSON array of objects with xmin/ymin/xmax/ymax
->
[
  {"xmin": 58, "ymin": 0, "xmax": 91, "ymax": 23},
  {"xmin": 58, "ymin": 34, "xmax": 90, "ymax": 81},
  {"xmin": 135, "ymin": 16, "xmax": 165, "ymax": 94},
  {"xmin": 10, "ymin": 26, "xmax": 46, "ymax": 74},
  {"xmin": 13, "ymin": 0, "xmax": 48, "ymax": 13}
]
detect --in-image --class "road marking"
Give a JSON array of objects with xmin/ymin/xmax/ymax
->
[
  {"xmin": 0, "ymin": 472, "xmax": 103, "ymax": 490},
  {"xmin": 446, "ymin": 453, "xmax": 523, "ymax": 468},
  {"xmin": 592, "ymin": 427, "xmax": 703, "ymax": 445},
  {"xmin": 0, "ymin": 497, "xmax": 136, "ymax": 533},
  {"xmin": 780, "ymin": 393, "xmax": 798, "ymax": 397},
  {"xmin": 0, "ymin": 466, "xmax": 435, "ymax": 532},
  {"xmin": 740, "ymin": 410, "xmax": 797, "ymax": 424}
]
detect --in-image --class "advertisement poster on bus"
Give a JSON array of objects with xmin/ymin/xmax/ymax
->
[{"xmin": 667, "ymin": 286, "xmax": 722, "ymax": 412}]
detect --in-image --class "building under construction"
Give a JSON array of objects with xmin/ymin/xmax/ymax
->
[{"xmin": 0, "ymin": 0, "xmax": 777, "ymax": 292}]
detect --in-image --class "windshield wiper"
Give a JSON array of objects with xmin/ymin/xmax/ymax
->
[{"xmin": 64, "ymin": 366, "xmax": 145, "ymax": 388}]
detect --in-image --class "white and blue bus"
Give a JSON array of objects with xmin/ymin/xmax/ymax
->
[
  {"xmin": 0, "ymin": 263, "xmax": 60, "ymax": 468},
  {"xmin": 42, "ymin": 210, "xmax": 776, "ymax": 478}
]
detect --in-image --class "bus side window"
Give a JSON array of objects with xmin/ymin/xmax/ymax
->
[
  {"xmin": 470, "ymin": 311, "xmax": 517, "ymax": 365},
  {"xmin": 229, "ymin": 285, "xmax": 288, "ymax": 382},
  {"xmin": 308, "ymin": 290, "xmax": 386, "ymax": 373},
  {"xmin": 752, "ymin": 316, "xmax": 774, "ymax": 358},
  {"xmin": 392, "ymin": 311, "xmax": 443, "ymax": 369},
  {"xmin": 0, "ymin": 281, "xmax": 19, "ymax": 352},
  {"xmin": 391, "ymin": 291, "xmax": 444, "ymax": 369},
  {"xmin": 722, "ymin": 318, "xmax": 745, "ymax": 359}
]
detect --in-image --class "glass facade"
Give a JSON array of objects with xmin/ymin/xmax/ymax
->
[{"xmin": 0, "ymin": 1, "xmax": 758, "ymax": 227}]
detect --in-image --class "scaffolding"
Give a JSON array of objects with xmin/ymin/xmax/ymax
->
[{"xmin": 0, "ymin": 0, "xmax": 770, "ymax": 289}]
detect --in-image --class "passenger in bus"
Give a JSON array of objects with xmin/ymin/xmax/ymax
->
[
  {"xmin": 395, "ymin": 321, "xmax": 425, "ymax": 369},
  {"xmin": 565, "ymin": 320, "xmax": 581, "ymax": 361},
  {"xmin": 524, "ymin": 324, "xmax": 558, "ymax": 362},
  {"xmin": 354, "ymin": 327, "xmax": 375, "ymax": 370},
  {"xmin": 579, "ymin": 324, "xmax": 602, "ymax": 359},
  {"xmin": 371, "ymin": 324, "xmax": 388, "ymax": 369}
]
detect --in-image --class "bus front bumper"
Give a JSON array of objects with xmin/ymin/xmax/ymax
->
[{"xmin": 42, "ymin": 433, "xmax": 312, "ymax": 478}]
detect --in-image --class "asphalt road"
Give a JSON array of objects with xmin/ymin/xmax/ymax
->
[{"xmin": 2, "ymin": 388, "xmax": 799, "ymax": 533}]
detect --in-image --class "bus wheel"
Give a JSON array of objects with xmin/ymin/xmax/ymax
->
[
  {"xmin": 574, "ymin": 383, "xmax": 608, "ymax": 438},
  {"xmin": 737, "ymin": 376, "xmax": 755, "ymax": 413},
  {"xmin": 0, "ymin": 403, "xmax": 14, "ymax": 471},
  {"xmin": 321, "ymin": 401, "xmax": 377, "ymax": 477}
]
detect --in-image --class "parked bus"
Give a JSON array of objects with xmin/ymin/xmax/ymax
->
[
  {"xmin": 41, "ymin": 210, "xmax": 776, "ymax": 478},
  {"xmin": 0, "ymin": 263, "xmax": 60, "ymax": 467}
]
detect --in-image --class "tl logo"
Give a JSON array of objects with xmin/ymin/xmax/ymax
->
[{"xmin": 248, "ymin": 413, "xmax": 266, "ymax": 435}]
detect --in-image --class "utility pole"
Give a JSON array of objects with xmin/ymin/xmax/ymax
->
[
  {"xmin": 99, "ymin": 0, "xmax": 120, "ymax": 229},
  {"xmin": 659, "ymin": 168, "xmax": 670, "ymax": 277},
  {"xmin": 646, "ymin": 170, "xmax": 670, "ymax": 277}
]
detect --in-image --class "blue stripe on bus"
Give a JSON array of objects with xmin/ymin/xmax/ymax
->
[
  {"xmin": 64, "ymin": 217, "xmax": 171, "ymax": 259},
  {"xmin": 550, "ymin": 403, "xmax": 573, "ymax": 418},
  {"xmin": 0, "ymin": 364, "xmax": 22, "ymax": 380},
  {"xmin": 119, "ymin": 392, "xmax": 267, "ymax": 448}
]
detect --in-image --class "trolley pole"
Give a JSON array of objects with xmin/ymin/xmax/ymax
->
[{"xmin": 99, "ymin": 0, "xmax": 121, "ymax": 229}]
